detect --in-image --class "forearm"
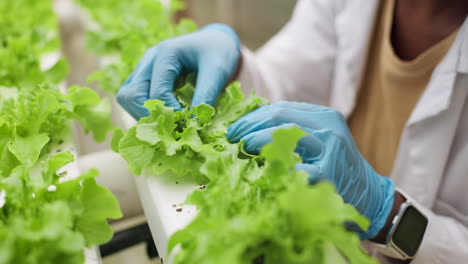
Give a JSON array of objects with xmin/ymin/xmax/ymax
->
[{"xmin": 372, "ymin": 191, "xmax": 406, "ymax": 244}]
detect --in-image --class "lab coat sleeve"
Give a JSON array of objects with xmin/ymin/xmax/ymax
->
[
  {"xmin": 410, "ymin": 205, "xmax": 468, "ymax": 264},
  {"xmin": 373, "ymin": 199, "xmax": 468, "ymax": 264},
  {"xmin": 237, "ymin": 0, "xmax": 341, "ymax": 105}
]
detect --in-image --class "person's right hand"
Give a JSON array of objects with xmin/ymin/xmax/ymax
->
[{"xmin": 117, "ymin": 23, "xmax": 241, "ymax": 119}]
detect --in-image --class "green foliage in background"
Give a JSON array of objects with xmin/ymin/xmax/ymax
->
[
  {"xmin": 0, "ymin": 155, "xmax": 121, "ymax": 264},
  {"xmin": 76, "ymin": 0, "xmax": 197, "ymax": 94},
  {"xmin": 0, "ymin": 85, "xmax": 113, "ymax": 174},
  {"xmin": 0, "ymin": 1, "xmax": 121, "ymax": 263},
  {"xmin": 0, "ymin": 0, "xmax": 68, "ymax": 88}
]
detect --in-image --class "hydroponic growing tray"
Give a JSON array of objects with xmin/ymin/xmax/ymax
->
[{"xmin": 120, "ymin": 108, "xmax": 196, "ymax": 262}]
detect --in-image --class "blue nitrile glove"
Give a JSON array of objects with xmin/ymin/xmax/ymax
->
[
  {"xmin": 117, "ymin": 23, "xmax": 241, "ymax": 119},
  {"xmin": 226, "ymin": 101, "xmax": 396, "ymax": 240}
]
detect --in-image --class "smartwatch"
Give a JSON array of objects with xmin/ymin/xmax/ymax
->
[{"xmin": 376, "ymin": 197, "xmax": 428, "ymax": 260}]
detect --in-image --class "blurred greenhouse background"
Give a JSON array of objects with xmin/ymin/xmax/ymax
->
[{"xmin": 183, "ymin": 0, "xmax": 297, "ymax": 50}]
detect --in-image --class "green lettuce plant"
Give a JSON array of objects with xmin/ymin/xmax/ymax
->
[
  {"xmin": 0, "ymin": 0, "xmax": 68, "ymax": 88},
  {"xmin": 113, "ymin": 79, "xmax": 377, "ymax": 264},
  {"xmin": 0, "ymin": 1, "xmax": 121, "ymax": 263}
]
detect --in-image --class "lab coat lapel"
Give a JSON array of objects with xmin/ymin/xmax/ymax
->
[
  {"xmin": 332, "ymin": 1, "xmax": 467, "ymax": 206},
  {"xmin": 407, "ymin": 18, "xmax": 468, "ymax": 125},
  {"xmin": 459, "ymin": 22, "xmax": 468, "ymax": 74},
  {"xmin": 392, "ymin": 20, "xmax": 468, "ymax": 206},
  {"xmin": 330, "ymin": 0, "xmax": 380, "ymax": 117}
]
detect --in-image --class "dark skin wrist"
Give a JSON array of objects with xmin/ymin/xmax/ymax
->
[
  {"xmin": 371, "ymin": 191, "xmax": 410, "ymax": 264},
  {"xmin": 371, "ymin": 191, "xmax": 406, "ymax": 244}
]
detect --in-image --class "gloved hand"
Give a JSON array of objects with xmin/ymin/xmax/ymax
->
[
  {"xmin": 117, "ymin": 23, "xmax": 241, "ymax": 119},
  {"xmin": 227, "ymin": 101, "xmax": 396, "ymax": 240}
]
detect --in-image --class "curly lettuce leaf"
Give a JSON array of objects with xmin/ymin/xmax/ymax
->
[
  {"xmin": 0, "ymin": 86, "xmax": 114, "ymax": 176},
  {"xmin": 67, "ymin": 86, "xmax": 114, "ymax": 142},
  {"xmin": 9, "ymin": 133, "xmax": 50, "ymax": 170},
  {"xmin": 76, "ymin": 176, "xmax": 123, "ymax": 246}
]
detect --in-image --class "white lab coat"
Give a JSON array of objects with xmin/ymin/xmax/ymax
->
[{"xmin": 238, "ymin": 0, "xmax": 468, "ymax": 263}]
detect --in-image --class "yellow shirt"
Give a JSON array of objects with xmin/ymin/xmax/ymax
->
[{"xmin": 347, "ymin": 0, "xmax": 457, "ymax": 176}]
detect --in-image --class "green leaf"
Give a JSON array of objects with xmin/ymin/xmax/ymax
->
[
  {"xmin": 44, "ymin": 58, "xmax": 70, "ymax": 84},
  {"xmin": 41, "ymin": 151, "xmax": 75, "ymax": 184},
  {"xmin": 111, "ymin": 128, "xmax": 124, "ymax": 153},
  {"xmin": 192, "ymin": 104, "xmax": 215, "ymax": 128},
  {"xmin": 260, "ymin": 126, "xmax": 306, "ymax": 164},
  {"xmin": 67, "ymin": 85, "xmax": 100, "ymax": 108},
  {"xmin": 68, "ymin": 86, "xmax": 114, "ymax": 141},
  {"xmin": 76, "ymin": 99, "xmax": 114, "ymax": 142},
  {"xmin": 9, "ymin": 133, "xmax": 50, "ymax": 169},
  {"xmin": 323, "ymin": 242, "xmax": 348, "ymax": 264},
  {"xmin": 175, "ymin": 82, "xmax": 195, "ymax": 107},
  {"xmin": 76, "ymin": 177, "xmax": 122, "ymax": 246},
  {"xmin": 210, "ymin": 82, "xmax": 267, "ymax": 134},
  {"xmin": 119, "ymin": 127, "xmax": 155, "ymax": 175}
]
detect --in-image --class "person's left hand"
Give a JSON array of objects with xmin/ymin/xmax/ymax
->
[{"xmin": 226, "ymin": 101, "xmax": 396, "ymax": 240}]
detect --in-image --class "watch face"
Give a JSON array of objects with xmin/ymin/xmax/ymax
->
[{"xmin": 392, "ymin": 205, "xmax": 428, "ymax": 257}]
